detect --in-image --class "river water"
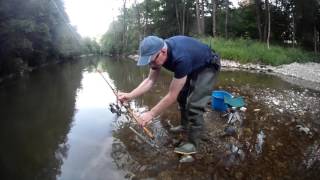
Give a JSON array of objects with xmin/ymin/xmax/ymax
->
[{"xmin": 0, "ymin": 56, "xmax": 319, "ymax": 179}]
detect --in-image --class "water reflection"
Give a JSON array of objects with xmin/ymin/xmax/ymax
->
[
  {"xmin": 96, "ymin": 57, "xmax": 320, "ymax": 179},
  {"xmin": 0, "ymin": 56, "xmax": 319, "ymax": 179},
  {"xmin": 58, "ymin": 59, "xmax": 125, "ymax": 180},
  {"xmin": 90, "ymin": 56, "xmax": 179, "ymax": 124},
  {"xmin": 0, "ymin": 61, "xmax": 83, "ymax": 179}
]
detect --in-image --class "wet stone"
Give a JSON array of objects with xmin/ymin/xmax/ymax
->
[
  {"xmin": 276, "ymin": 142, "xmax": 283, "ymax": 147},
  {"xmin": 139, "ymin": 165, "xmax": 147, "ymax": 172},
  {"xmin": 109, "ymin": 68, "xmax": 320, "ymax": 179},
  {"xmin": 235, "ymin": 172, "xmax": 243, "ymax": 180},
  {"xmin": 179, "ymin": 155, "xmax": 195, "ymax": 163}
]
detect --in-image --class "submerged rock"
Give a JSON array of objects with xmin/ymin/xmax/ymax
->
[
  {"xmin": 256, "ymin": 130, "xmax": 266, "ymax": 154},
  {"xmin": 179, "ymin": 155, "xmax": 195, "ymax": 163},
  {"xmin": 296, "ymin": 125, "xmax": 312, "ymax": 135},
  {"xmin": 223, "ymin": 126, "xmax": 237, "ymax": 137}
]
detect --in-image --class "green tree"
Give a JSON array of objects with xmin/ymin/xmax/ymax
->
[
  {"xmin": 0, "ymin": 0, "xmax": 81, "ymax": 77},
  {"xmin": 100, "ymin": 0, "xmax": 320, "ymax": 55}
]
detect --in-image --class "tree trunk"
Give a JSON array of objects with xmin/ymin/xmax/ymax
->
[
  {"xmin": 212, "ymin": 0, "xmax": 216, "ymax": 37},
  {"xmin": 200, "ymin": 0, "xmax": 205, "ymax": 34},
  {"xmin": 122, "ymin": 0, "xmax": 127, "ymax": 53},
  {"xmin": 255, "ymin": 0, "xmax": 263, "ymax": 41},
  {"xmin": 292, "ymin": 12, "xmax": 295, "ymax": 48},
  {"xmin": 143, "ymin": 1, "xmax": 149, "ymax": 37},
  {"xmin": 174, "ymin": 0, "xmax": 181, "ymax": 34},
  {"xmin": 185, "ymin": 0, "xmax": 190, "ymax": 35},
  {"xmin": 182, "ymin": 0, "xmax": 186, "ymax": 35},
  {"xmin": 225, "ymin": 0, "xmax": 229, "ymax": 38},
  {"xmin": 266, "ymin": 0, "xmax": 270, "ymax": 49},
  {"xmin": 196, "ymin": 0, "xmax": 202, "ymax": 35},
  {"xmin": 315, "ymin": 25, "xmax": 319, "ymax": 53},
  {"xmin": 134, "ymin": 0, "xmax": 142, "ymax": 42},
  {"xmin": 263, "ymin": 0, "xmax": 269, "ymax": 42}
]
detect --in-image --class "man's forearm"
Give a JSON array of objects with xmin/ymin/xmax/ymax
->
[
  {"xmin": 150, "ymin": 93, "xmax": 177, "ymax": 117},
  {"xmin": 129, "ymin": 78, "xmax": 154, "ymax": 98},
  {"xmin": 129, "ymin": 68, "xmax": 160, "ymax": 99},
  {"xmin": 150, "ymin": 76, "xmax": 186, "ymax": 118}
]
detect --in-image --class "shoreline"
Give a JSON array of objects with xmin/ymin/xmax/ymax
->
[
  {"xmin": 221, "ymin": 60, "xmax": 320, "ymax": 84},
  {"xmin": 221, "ymin": 60, "xmax": 320, "ymax": 91},
  {"xmin": 128, "ymin": 55, "xmax": 320, "ymax": 91},
  {"xmin": 0, "ymin": 55, "xmax": 84, "ymax": 85}
]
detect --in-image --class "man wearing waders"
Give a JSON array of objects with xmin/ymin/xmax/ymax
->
[{"xmin": 118, "ymin": 35, "xmax": 220, "ymax": 155}]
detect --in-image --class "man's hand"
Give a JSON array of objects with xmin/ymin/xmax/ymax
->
[
  {"xmin": 137, "ymin": 111, "xmax": 155, "ymax": 127},
  {"xmin": 117, "ymin": 91, "xmax": 132, "ymax": 104}
]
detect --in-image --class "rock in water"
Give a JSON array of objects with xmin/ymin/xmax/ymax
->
[{"xmin": 179, "ymin": 155, "xmax": 195, "ymax": 163}]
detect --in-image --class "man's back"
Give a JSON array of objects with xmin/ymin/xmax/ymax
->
[{"xmin": 164, "ymin": 36, "xmax": 214, "ymax": 78}]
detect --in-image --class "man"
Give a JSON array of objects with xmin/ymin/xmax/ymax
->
[{"xmin": 118, "ymin": 35, "xmax": 220, "ymax": 155}]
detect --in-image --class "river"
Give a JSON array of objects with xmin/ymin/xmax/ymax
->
[{"xmin": 0, "ymin": 56, "xmax": 319, "ymax": 179}]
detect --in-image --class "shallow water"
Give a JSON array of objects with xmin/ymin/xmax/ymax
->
[{"xmin": 0, "ymin": 56, "xmax": 319, "ymax": 179}]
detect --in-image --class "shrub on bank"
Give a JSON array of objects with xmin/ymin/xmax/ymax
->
[{"xmin": 201, "ymin": 37, "xmax": 319, "ymax": 66}]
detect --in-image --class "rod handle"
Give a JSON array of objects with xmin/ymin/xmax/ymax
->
[
  {"xmin": 127, "ymin": 108, "xmax": 155, "ymax": 139},
  {"xmin": 143, "ymin": 126, "xmax": 155, "ymax": 139}
]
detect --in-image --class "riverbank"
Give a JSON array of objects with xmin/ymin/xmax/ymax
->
[
  {"xmin": 111, "ymin": 57, "xmax": 320, "ymax": 179},
  {"xmin": 221, "ymin": 59, "xmax": 320, "ymax": 82},
  {"xmin": 127, "ymin": 55, "xmax": 320, "ymax": 90},
  {"xmin": 0, "ymin": 55, "xmax": 88, "ymax": 85},
  {"xmin": 201, "ymin": 37, "xmax": 320, "ymax": 66},
  {"xmin": 221, "ymin": 59, "xmax": 320, "ymax": 91}
]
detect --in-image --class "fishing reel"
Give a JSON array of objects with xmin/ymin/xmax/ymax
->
[{"xmin": 108, "ymin": 102, "xmax": 125, "ymax": 116}]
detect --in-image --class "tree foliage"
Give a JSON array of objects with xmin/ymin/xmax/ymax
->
[
  {"xmin": 0, "ymin": 0, "xmax": 82, "ymax": 77},
  {"xmin": 101, "ymin": 0, "xmax": 320, "ymax": 56}
]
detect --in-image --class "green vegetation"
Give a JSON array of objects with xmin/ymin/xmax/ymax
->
[
  {"xmin": 201, "ymin": 37, "xmax": 320, "ymax": 65},
  {"xmin": 82, "ymin": 37, "xmax": 101, "ymax": 55},
  {"xmin": 0, "ymin": 0, "xmax": 97, "ymax": 78},
  {"xmin": 1, "ymin": 0, "xmax": 320, "ymax": 78},
  {"xmin": 100, "ymin": 0, "xmax": 320, "ymax": 66}
]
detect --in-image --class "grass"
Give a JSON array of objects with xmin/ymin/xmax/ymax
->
[{"xmin": 200, "ymin": 37, "xmax": 320, "ymax": 66}]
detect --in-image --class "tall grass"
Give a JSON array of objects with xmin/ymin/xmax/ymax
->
[{"xmin": 200, "ymin": 37, "xmax": 320, "ymax": 66}]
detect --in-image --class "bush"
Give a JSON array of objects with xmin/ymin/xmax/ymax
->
[
  {"xmin": 0, "ymin": 57, "xmax": 27, "ymax": 76},
  {"xmin": 201, "ymin": 37, "xmax": 320, "ymax": 66}
]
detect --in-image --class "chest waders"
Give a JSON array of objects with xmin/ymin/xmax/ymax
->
[{"xmin": 177, "ymin": 62, "xmax": 220, "ymax": 148}]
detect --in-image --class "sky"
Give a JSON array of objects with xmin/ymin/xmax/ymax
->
[
  {"xmin": 64, "ymin": 0, "xmax": 125, "ymax": 38},
  {"xmin": 64, "ymin": 0, "xmax": 240, "ymax": 38}
]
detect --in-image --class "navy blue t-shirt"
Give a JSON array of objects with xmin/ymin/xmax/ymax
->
[{"xmin": 163, "ymin": 36, "xmax": 214, "ymax": 79}]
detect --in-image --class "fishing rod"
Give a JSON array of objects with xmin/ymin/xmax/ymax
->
[
  {"xmin": 96, "ymin": 69, "xmax": 155, "ymax": 139},
  {"xmin": 51, "ymin": 0, "xmax": 158, "ymax": 148}
]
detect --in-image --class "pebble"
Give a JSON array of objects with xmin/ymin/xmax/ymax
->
[
  {"xmin": 235, "ymin": 172, "xmax": 243, "ymax": 180},
  {"xmin": 273, "ymin": 99, "xmax": 280, "ymax": 105},
  {"xmin": 274, "ymin": 62, "xmax": 320, "ymax": 83},
  {"xmin": 243, "ymin": 128, "xmax": 252, "ymax": 136},
  {"xmin": 240, "ymin": 107, "xmax": 247, "ymax": 112},
  {"xmin": 179, "ymin": 155, "xmax": 194, "ymax": 163},
  {"xmin": 224, "ymin": 126, "xmax": 237, "ymax": 137},
  {"xmin": 296, "ymin": 125, "xmax": 311, "ymax": 135},
  {"xmin": 276, "ymin": 142, "xmax": 283, "ymax": 147},
  {"xmin": 139, "ymin": 165, "xmax": 147, "ymax": 172}
]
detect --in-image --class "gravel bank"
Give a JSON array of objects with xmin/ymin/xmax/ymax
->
[
  {"xmin": 273, "ymin": 62, "xmax": 320, "ymax": 83},
  {"xmin": 222, "ymin": 60, "xmax": 320, "ymax": 83},
  {"xmin": 128, "ymin": 55, "xmax": 320, "ymax": 90},
  {"xmin": 221, "ymin": 60, "xmax": 320, "ymax": 91}
]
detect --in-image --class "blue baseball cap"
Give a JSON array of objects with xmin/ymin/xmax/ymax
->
[{"xmin": 137, "ymin": 36, "xmax": 164, "ymax": 66}]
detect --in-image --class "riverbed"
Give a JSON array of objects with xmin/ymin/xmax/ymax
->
[{"xmin": 0, "ymin": 56, "xmax": 319, "ymax": 179}]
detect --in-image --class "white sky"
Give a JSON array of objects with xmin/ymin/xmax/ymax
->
[
  {"xmin": 64, "ymin": 0, "xmax": 125, "ymax": 38},
  {"xmin": 64, "ymin": 0, "xmax": 240, "ymax": 38}
]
